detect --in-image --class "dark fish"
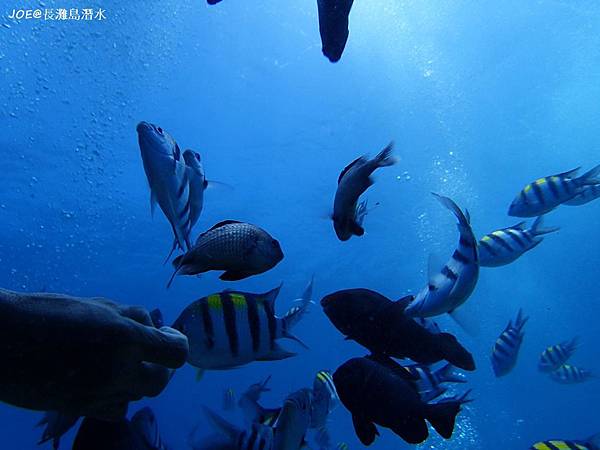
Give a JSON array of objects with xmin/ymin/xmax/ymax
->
[
  {"xmin": 73, "ymin": 407, "xmax": 167, "ymax": 450},
  {"xmin": 550, "ymin": 365, "xmax": 595, "ymax": 384},
  {"xmin": 317, "ymin": 0, "xmax": 354, "ymax": 62},
  {"xmin": 168, "ymin": 220, "xmax": 284, "ymax": 286},
  {"xmin": 137, "ymin": 121, "xmax": 192, "ymax": 254},
  {"xmin": 172, "ymin": 282, "xmax": 312, "ymax": 374},
  {"xmin": 491, "ymin": 309, "xmax": 528, "ymax": 377},
  {"xmin": 509, "ymin": 165, "xmax": 600, "ymax": 217},
  {"xmin": 565, "ymin": 184, "xmax": 600, "ymax": 206},
  {"xmin": 333, "ymin": 355, "xmax": 471, "ymax": 445},
  {"xmin": 538, "ymin": 338, "xmax": 578, "ymax": 372},
  {"xmin": 479, "ymin": 216, "xmax": 558, "ymax": 267},
  {"xmin": 530, "ymin": 433, "xmax": 600, "ymax": 450},
  {"xmin": 332, "ymin": 142, "xmax": 396, "ymax": 241},
  {"xmin": 36, "ymin": 411, "xmax": 79, "ymax": 450},
  {"xmin": 321, "ymin": 289, "xmax": 475, "ymax": 371}
]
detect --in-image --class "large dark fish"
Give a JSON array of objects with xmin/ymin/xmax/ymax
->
[
  {"xmin": 333, "ymin": 355, "xmax": 471, "ymax": 445},
  {"xmin": 491, "ymin": 309, "xmax": 528, "ymax": 377},
  {"xmin": 317, "ymin": 0, "xmax": 355, "ymax": 62},
  {"xmin": 72, "ymin": 407, "xmax": 168, "ymax": 450},
  {"xmin": 332, "ymin": 142, "xmax": 396, "ymax": 241},
  {"xmin": 320, "ymin": 289, "xmax": 475, "ymax": 371},
  {"xmin": 168, "ymin": 220, "xmax": 284, "ymax": 286}
]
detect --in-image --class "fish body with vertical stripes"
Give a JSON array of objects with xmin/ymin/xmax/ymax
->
[
  {"xmin": 479, "ymin": 216, "xmax": 558, "ymax": 267},
  {"xmin": 508, "ymin": 165, "xmax": 600, "ymax": 217},
  {"xmin": 405, "ymin": 194, "xmax": 479, "ymax": 318},
  {"xmin": 538, "ymin": 338, "xmax": 579, "ymax": 372},
  {"xmin": 332, "ymin": 142, "xmax": 397, "ymax": 241},
  {"xmin": 168, "ymin": 220, "xmax": 284, "ymax": 286},
  {"xmin": 490, "ymin": 309, "xmax": 528, "ymax": 377},
  {"xmin": 530, "ymin": 433, "xmax": 600, "ymax": 450},
  {"xmin": 137, "ymin": 121, "xmax": 192, "ymax": 253},
  {"xmin": 550, "ymin": 365, "xmax": 595, "ymax": 384},
  {"xmin": 405, "ymin": 363, "xmax": 467, "ymax": 401},
  {"xmin": 273, "ymin": 388, "xmax": 313, "ymax": 450},
  {"xmin": 564, "ymin": 184, "xmax": 600, "ymax": 206},
  {"xmin": 310, "ymin": 370, "xmax": 339, "ymax": 444},
  {"xmin": 172, "ymin": 281, "xmax": 312, "ymax": 372}
]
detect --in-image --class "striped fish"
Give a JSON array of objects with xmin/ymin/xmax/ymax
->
[
  {"xmin": 530, "ymin": 439, "xmax": 596, "ymax": 450},
  {"xmin": 565, "ymin": 184, "xmax": 600, "ymax": 206},
  {"xmin": 172, "ymin": 280, "xmax": 313, "ymax": 375},
  {"xmin": 137, "ymin": 121, "xmax": 192, "ymax": 253},
  {"xmin": 491, "ymin": 309, "xmax": 528, "ymax": 377},
  {"xmin": 550, "ymin": 364, "xmax": 594, "ymax": 384},
  {"xmin": 405, "ymin": 363, "xmax": 466, "ymax": 400},
  {"xmin": 238, "ymin": 376, "xmax": 281, "ymax": 427},
  {"xmin": 479, "ymin": 216, "xmax": 559, "ymax": 267},
  {"xmin": 509, "ymin": 165, "xmax": 600, "ymax": 217},
  {"xmin": 273, "ymin": 388, "xmax": 312, "ymax": 450},
  {"xmin": 336, "ymin": 444, "xmax": 349, "ymax": 450},
  {"xmin": 310, "ymin": 370, "xmax": 339, "ymax": 430},
  {"xmin": 538, "ymin": 338, "xmax": 578, "ymax": 372},
  {"xmin": 405, "ymin": 194, "xmax": 479, "ymax": 318}
]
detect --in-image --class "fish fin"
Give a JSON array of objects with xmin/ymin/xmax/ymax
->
[
  {"xmin": 365, "ymin": 354, "xmax": 419, "ymax": 381},
  {"xmin": 432, "ymin": 193, "xmax": 470, "ymax": 227},
  {"xmin": 556, "ymin": 167, "xmax": 580, "ymax": 178},
  {"xmin": 166, "ymin": 256, "xmax": 185, "ymax": 289},
  {"xmin": 530, "ymin": 215, "xmax": 559, "ymax": 236},
  {"xmin": 350, "ymin": 220, "xmax": 365, "ymax": 236},
  {"xmin": 257, "ymin": 344, "xmax": 296, "ymax": 361},
  {"xmin": 514, "ymin": 308, "xmax": 529, "ymax": 331},
  {"xmin": 577, "ymin": 164, "xmax": 600, "ymax": 186},
  {"xmin": 195, "ymin": 369, "xmax": 205, "ymax": 382},
  {"xmin": 420, "ymin": 386, "xmax": 448, "ymax": 402},
  {"xmin": 282, "ymin": 330, "xmax": 309, "ymax": 349},
  {"xmin": 205, "ymin": 180, "xmax": 234, "ymax": 190},
  {"xmin": 202, "ymin": 220, "xmax": 243, "ymax": 235},
  {"xmin": 425, "ymin": 400, "xmax": 463, "ymax": 439},
  {"xmin": 465, "ymin": 208, "xmax": 471, "ymax": 224},
  {"xmin": 338, "ymin": 156, "xmax": 368, "ymax": 184},
  {"xmin": 391, "ymin": 416, "xmax": 429, "ymax": 444},
  {"xmin": 163, "ymin": 239, "xmax": 178, "ymax": 265},
  {"xmin": 150, "ymin": 190, "xmax": 158, "ymax": 217},
  {"xmin": 351, "ymin": 415, "xmax": 379, "ymax": 446},
  {"xmin": 201, "ymin": 406, "xmax": 239, "ymax": 440},
  {"xmin": 150, "ymin": 308, "xmax": 164, "ymax": 328},
  {"xmin": 262, "ymin": 283, "xmax": 283, "ymax": 310},
  {"xmin": 436, "ymin": 363, "xmax": 467, "ymax": 384},
  {"xmin": 373, "ymin": 141, "xmax": 397, "ymax": 168},
  {"xmin": 511, "ymin": 220, "xmax": 527, "ymax": 230},
  {"xmin": 393, "ymin": 295, "xmax": 414, "ymax": 311},
  {"xmin": 435, "ymin": 332, "xmax": 476, "ymax": 371},
  {"xmin": 281, "ymin": 277, "xmax": 314, "ymax": 330},
  {"xmin": 219, "ymin": 270, "xmax": 253, "ymax": 281}
]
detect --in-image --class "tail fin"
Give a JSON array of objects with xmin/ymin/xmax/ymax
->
[
  {"xmin": 166, "ymin": 255, "xmax": 185, "ymax": 289},
  {"xmin": 577, "ymin": 164, "xmax": 600, "ymax": 186},
  {"xmin": 432, "ymin": 193, "xmax": 471, "ymax": 227},
  {"xmin": 374, "ymin": 141, "xmax": 397, "ymax": 167},
  {"xmin": 282, "ymin": 276, "xmax": 314, "ymax": 329},
  {"xmin": 163, "ymin": 239, "xmax": 179, "ymax": 265},
  {"xmin": 564, "ymin": 336, "xmax": 580, "ymax": 357},
  {"xmin": 435, "ymin": 363, "xmax": 467, "ymax": 384},
  {"xmin": 513, "ymin": 308, "xmax": 529, "ymax": 333},
  {"xmin": 420, "ymin": 386, "xmax": 448, "ymax": 403},
  {"xmin": 426, "ymin": 390, "xmax": 472, "ymax": 439},
  {"xmin": 530, "ymin": 215, "xmax": 559, "ymax": 236}
]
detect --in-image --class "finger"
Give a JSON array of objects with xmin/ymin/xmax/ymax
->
[{"xmin": 131, "ymin": 325, "xmax": 188, "ymax": 368}]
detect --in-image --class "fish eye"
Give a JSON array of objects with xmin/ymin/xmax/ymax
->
[
  {"xmin": 195, "ymin": 152, "xmax": 200, "ymax": 160},
  {"xmin": 156, "ymin": 127, "xmax": 163, "ymax": 135}
]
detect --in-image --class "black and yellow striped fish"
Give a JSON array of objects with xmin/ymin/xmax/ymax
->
[
  {"xmin": 508, "ymin": 165, "xmax": 600, "ymax": 217},
  {"xmin": 530, "ymin": 432, "xmax": 600, "ymax": 450},
  {"xmin": 172, "ymin": 281, "xmax": 313, "ymax": 376},
  {"xmin": 538, "ymin": 338, "xmax": 578, "ymax": 372},
  {"xmin": 491, "ymin": 309, "xmax": 528, "ymax": 377},
  {"xmin": 550, "ymin": 364, "xmax": 594, "ymax": 384}
]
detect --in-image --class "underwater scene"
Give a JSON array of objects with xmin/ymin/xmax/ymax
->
[{"xmin": 2, "ymin": 1, "xmax": 600, "ymax": 449}]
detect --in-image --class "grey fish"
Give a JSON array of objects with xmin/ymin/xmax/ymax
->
[
  {"xmin": 405, "ymin": 194, "xmax": 479, "ymax": 318},
  {"xmin": 564, "ymin": 184, "xmax": 600, "ymax": 206},
  {"xmin": 273, "ymin": 389, "xmax": 312, "ymax": 450},
  {"xmin": 137, "ymin": 121, "xmax": 192, "ymax": 252},
  {"xmin": 168, "ymin": 220, "xmax": 284, "ymax": 287},
  {"xmin": 317, "ymin": 0, "xmax": 355, "ymax": 63},
  {"xmin": 479, "ymin": 216, "xmax": 559, "ymax": 267},
  {"xmin": 36, "ymin": 411, "xmax": 79, "ymax": 450},
  {"xmin": 333, "ymin": 142, "xmax": 396, "ymax": 241}
]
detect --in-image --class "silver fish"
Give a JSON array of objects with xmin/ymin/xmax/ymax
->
[
  {"xmin": 137, "ymin": 121, "xmax": 192, "ymax": 252},
  {"xmin": 332, "ymin": 142, "xmax": 396, "ymax": 241},
  {"xmin": 405, "ymin": 194, "xmax": 479, "ymax": 318}
]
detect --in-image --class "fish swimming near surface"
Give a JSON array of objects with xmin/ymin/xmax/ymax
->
[
  {"xmin": 405, "ymin": 363, "xmax": 467, "ymax": 401},
  {"xmin": 404, "ymin": 194, "xmax": 479, "ymax": 318},
  {"xmin": 332, "ymin": 142, "xmax": 396, "ymax": 241},
  {"xmin": 36, "ymin": 411, "xmax": 79, "ymax": 450},
  {"xmin": 321, "ymin": 288, "xmax": 475, "ymax": 371},
  {"xmin": 479, "ymin": 216, "xmax": 559, "ymax": 267},
  {"xmin": 172, "ymin": 280, "xmax": 313, "ymax": 377},
  {"xmin": 72, "ymin": 407, "xmax": 168, "ymax": 450},
  {"xmin": 538, "ymin": 338, "xmax": 579, "ymax": 372},
  {"xmin": 508, "ymin": 165, "xmax": 600, "ymax": 217},
  {"xmin": 491, "ymin": 309, "xmax": 528, "ymax": 377},
  {"xmin": 137, "ymin": 121, "xmax": 192, "ymax": 254},
  {"xmin": 273, "ymin": 388, "xmax": 313, "ymax": 450},
  {"xmin": 317, "ymin": 0, "xmax": 355, "ymax": 62},
  {"xmin": 530, "ymin": 433, "xmax": 600, "ymax": 450},
  {"xmin": 564, "ymin": 184, "xmax": 600, "ymax": 206},
  {"xmin": 168, "ymin": 220, "xmax": 284, "ymax": 287},
  {"xmin": 549, "ymin": 365, "xmax": 595, "ymax": 384},
  {"xmin": 333, "ymin": 355, "xmax": 471, "ymax": 445}
]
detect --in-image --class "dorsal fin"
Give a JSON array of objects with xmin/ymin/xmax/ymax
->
[
  {"xmin": 391, "ymin": 295, "xmax": 414, "ymax": 311},
  {"xmin": 338, "ymin": 156, "xmax": 367, "ymax": 184},
  {"xmin": 509, "ymin": 221, "xmax": 527, "ymax": 231},
  {"xmin": 262, "ymin": 283, "xmax": 283, "ymax": 310},
  {"xmin": 556, "ymin": 167, "xmax": 580, "ymax": 179},
  {"xmin": 202, "ymin": 220, "xmax": 243, "ymax": 235},
  {"xmin": 365, "ymin": 354, "xmax": 419, "ymax": 382}
]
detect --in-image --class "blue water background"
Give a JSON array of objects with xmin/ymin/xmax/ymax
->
[{"xmin": 2, "ymin": 1, "xmax": 600, "ymax": 448}]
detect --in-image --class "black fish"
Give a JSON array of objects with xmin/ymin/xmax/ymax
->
[
  {"xmin": 317, "ymin": 0, "xmax": 355, "ymax": 62},
  {"xmin": 333, "ymin": 356, "xmax": 471, "ymax": 445},
  {"xmin": 321, "ymin": 289, "xmax": 475, "ymax": 371}
]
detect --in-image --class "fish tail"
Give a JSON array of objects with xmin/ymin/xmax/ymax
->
[
  {"xmin": 514, "ymin": 308, "xmax": 529, "ymax": 332},
  {"xmin": 435, "ymin": 363, "xmax": 466, "ymax": 384},
  {"xmin": 166, "ymin": 256, "xmax": 184, "ymax": 289},
  {"xmin": 576, "ymin": 163, "xmax": 600, "ymax": 186},
  {"xmin": 432, "ymin": 193, "xmax": 471, "ymax": 227},
  {"xmin": 374, "ymin": 141, "xmax": 397, "ymax": 167},
  {"xmin": 530, "ymin": 215, "xmax": 559, "ymax": 236},
  {"xmin": 281, "ymin": 277, "xmax": 314, "ymax": 348},
  {"xmin": 163, "ymin": 239, "xmax": 179, "ymax": 265},
  {"xmin": 425, "ymin": 390, "xmax": 472, "ymax": 439}
]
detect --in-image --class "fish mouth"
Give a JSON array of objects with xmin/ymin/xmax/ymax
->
[{"xmin": 136, "ymin": 121, "xmax": 152, "ymax": 133}]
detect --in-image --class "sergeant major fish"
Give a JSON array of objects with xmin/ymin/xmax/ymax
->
[
  {"xmin": 509, "ymin": 165, "xmax": 600, "ymax": 217},
  {"xmin": 168, "ymin": 220, "xmax": 284, "ymax": 287},
  {"xmin": 564, "ymin": 184, "xmax": 600, "ymax": 206},
  {"xmin": 405, "ymin": 194, "xmax": 479, "ymax": 318},
  {"xmin": 172, "ymin": 280, "xmax": 313, "ymax": 378},
  {"xmin": 530, "ymin": 433, "xmax": 600, "ymax": 450},
  {"xmin": 273, "ymin": 388, "xmax": 313, "ymax": 450},
  {"xmin": 310, "ymin": 370, "xmax": 339, "ymax": 448},
  {"xmin": 137, "ymin": 121, "xmax": 192, "ymax": 254},
  {"xmin": 550, "ymin": 365, "xmax": 595, "ymax": 384},
  {"xmin": 405, "ymin": 363, "xmax": 466, "ymax": 402},
  {"xmin": 491, "ymin": 309, "xmax": 528, "ymax": 377},
  {"xmin": 317, "ymin": 0, "xmax": 355, "ymax": 63},
  {"xmin": 332, "ymin": 142, "xmax": 396, "ymax": 241},
  {"xmin": 479, "ymin": 216, "xmax": 559, "ymax": 267},
  {"xmin": 538, "ymin": 338, "xmax": 579, "ymax": 372}
]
